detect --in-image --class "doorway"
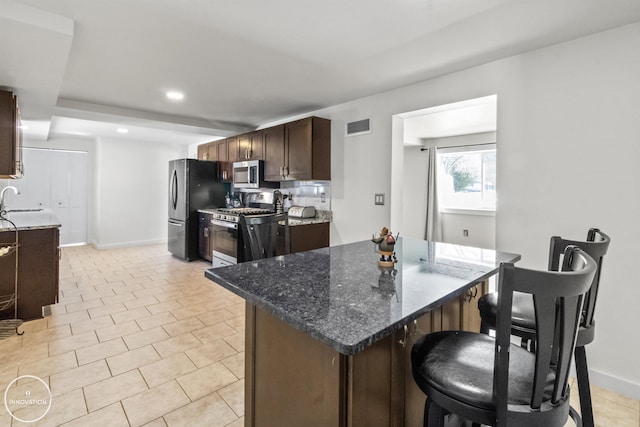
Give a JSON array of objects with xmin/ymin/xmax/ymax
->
[{"xmin": 392, "ymin": 95, "xmax": 497, "ymax": 248}]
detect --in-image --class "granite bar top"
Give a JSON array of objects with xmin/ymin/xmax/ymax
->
[
  {"xmin": 0, "ymin": 209, "xmax": 62, "ymax": 232},
  {"xmin": 205, "ymin": 237, "xmax": 520, "ymax": 355}
]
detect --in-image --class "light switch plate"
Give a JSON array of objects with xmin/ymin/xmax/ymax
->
[{"xmin": 374, "ymin": 193, "xmax": 385, "ymax": 205}]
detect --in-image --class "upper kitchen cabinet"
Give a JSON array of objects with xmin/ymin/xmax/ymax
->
[
  {"xmin": 218, "ymin": 136, "xmax": 238, "ymax": 182},
  {"xmin": 264, "ymin": 117, "xmax": 331, "ymax": 182},
  {"xmin": 237, "ymin": 131, "xmax": 264, "ymax": 161},
  {"xmin": 263, "ymin": 125, "xmax": 286, "ymax": 181},
  {"xmin": 207, "ymin": 141, "xmax": 218, "ymax": 161},
  {"xmin": 197, "ymin": 143, "xmax": 210, "ymax": 160},
  {"xmin": 0, "ymin": 90, "xmax": 23, "ymax": 179}
]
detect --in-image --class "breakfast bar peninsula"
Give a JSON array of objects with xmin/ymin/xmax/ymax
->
[{"xmin": 205, "ymin": 237, "xmax": 519, "ymax": 426}]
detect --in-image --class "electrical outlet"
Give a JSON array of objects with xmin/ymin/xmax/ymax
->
[
  {"xmin": 375, "ymin": 193, "xmax": 385, "ymax": 205},
  {"xmin": 320, "ymin": 192, "xmax": 326, "ymax": 202}
]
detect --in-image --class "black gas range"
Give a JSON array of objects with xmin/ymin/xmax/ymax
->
[
  {"xmin": 208, "ymin": 192, "xmax": 279, "ymax": 268},
  {"xmin": 211, "ymin": 207, "xmax": 275, "ymax": 223}
]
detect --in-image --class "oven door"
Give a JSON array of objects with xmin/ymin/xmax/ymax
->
[{"xmin": 210, "ymin": 219, "xmax": 239, "ymax": 267}]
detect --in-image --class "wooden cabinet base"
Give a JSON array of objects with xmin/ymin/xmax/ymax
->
[
  {"xmin": 0, "ymin": 228, "xmax": 59, "ymax": 321},
  {"xmin": 244, "ymin": 281, "xmax": 487, "ymax": 427}
]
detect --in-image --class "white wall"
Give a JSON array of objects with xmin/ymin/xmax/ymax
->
[
  {"xmin": 297, "ymin": 22, "xmax": 640, "ymax": 397},
  {"xmin": 93, "ymin": 137, "xmax": 187, "ymax": 248},
  {"xmin": 17, "ymin": 135, "xmax": 187, "ymax": 248}
]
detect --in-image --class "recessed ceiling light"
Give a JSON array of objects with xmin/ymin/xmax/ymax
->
[
  {"xmin": 117, "ymin": 128, "xmax": 129, "ymax": 134},
  {"xmin": 166, "ymin": 91, "xmax": 184, "ymax": 101}
]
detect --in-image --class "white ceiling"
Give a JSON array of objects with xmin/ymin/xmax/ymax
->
[{"xmin": 3, "ymin": 0, "xmax": 640, "ymax": 144}]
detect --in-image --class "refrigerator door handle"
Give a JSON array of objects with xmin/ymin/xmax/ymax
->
[
  {"xmin": 171, "ymin": 169, "xmax": 178, "ymax": 210},
  {"xmin": 168, "ymin": 219, "xmax": 183, "ymax": 227}
]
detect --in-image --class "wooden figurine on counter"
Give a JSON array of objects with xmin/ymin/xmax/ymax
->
[{"xmin": 371, "ymin": 226, "xmax": 398, "ymax": 267}]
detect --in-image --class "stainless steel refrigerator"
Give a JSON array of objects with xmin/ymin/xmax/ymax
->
[{"xmin": 168, "ymin": 158, "xmax": 227, "ymax": 261}]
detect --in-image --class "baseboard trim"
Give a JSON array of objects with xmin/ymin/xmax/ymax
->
[
  {"xmin": 89, "ymin": 239, "xmax": 167, "ymax": 250},
  {"xmin": 590, "ymin": 368, "xmax": 640, "ymax": 400}
]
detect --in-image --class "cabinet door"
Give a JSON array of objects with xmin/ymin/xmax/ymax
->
[
  {"xmin": 197, "ymin": 144, "xmax": 208, "ymax": 160},
  {"xmin": 227, "ymin": 136, "xmax": 238, "ymax": 163},
  {"xmin": 217, "ymin": 139, "xmax": 228, "ymax": 162},
  {"xmin": 290, "ymin": 223, "xmax": 329, "ymax": 253},
  {"xmin": 198, "ymin": 214, "xmax": 212, "ymax": 261},
  {"xmin": 248, "ymin": 131, "xmax": 264, "ymax": 160},
  {"xmin": 0, "ymin": 228, "xmax": 59, "ymax": 321},
  {"xmin": 263, "ymin": 125, "xmax": 285, "ymax": 181},
  {"xmin": 237, "ymin": 134, "xmax": 250, "ymax": 161},
  {"xmin": 284, "ymin": 118, "xmax": 313, "ymax": 180},
  {"xmin": 0, "ymin": 90, "xmax": 19, "ymax": 177},
  {"xmin": 237, "ymin": 132, "xmax": 264, "ymax": 161},
  {"xmin": 207, "ymin": 142, "xmax": 218, "ymax": 161}
]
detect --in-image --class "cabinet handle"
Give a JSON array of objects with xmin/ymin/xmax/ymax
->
[
  {"xmin": 398, "ymin": 324, "xmax": 409, "ymax": 348},
  {"xmin": 204, "ymin": 228, "xmax": 209, "ymax": 237},
  {"xmin": 280, "ymin": 166, "xmax": 284, "ymax": 178},
  {"xmin": 464, "ymin": 286, "xmax": 478, "ymax": 302}
]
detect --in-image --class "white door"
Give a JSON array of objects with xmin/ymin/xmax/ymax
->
[
  {"xmin": 68, "ymin": 152, "xmax": 88, "ymax": 244},
  {"xmin": 17, "ymin": 148, "xmax": 88, "ymax": 246}
]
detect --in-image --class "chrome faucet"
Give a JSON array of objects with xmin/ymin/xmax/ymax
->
[{"xmin": 0, "ymin": 186, "xmax": 19, "ymax": 213}]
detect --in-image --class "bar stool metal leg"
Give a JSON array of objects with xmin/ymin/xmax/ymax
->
[{"xmin": 575, "ymin": 345, "xmax": 594, "ymax": 427}]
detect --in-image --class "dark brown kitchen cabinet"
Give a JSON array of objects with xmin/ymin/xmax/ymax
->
[
  {"xmin": 290, "ymin": 222, "xmax": 329, "ymax": 253},
  {"xmin": 277, "ymin": 222, "xmax": 330, "ymax": 255},
  {"xmin": 237, "ymin": 131, "xmax": 264, "ymax": 161},
  {"xmin": 0, "ymin": 227, "xmax": 59, "ymax": 321},
  {"xmin": 263, "ymin": 125, "xmax": 286, "ymax": 181},
  {"xmin": 197, "ymin": 143, "xmax": 209, "ymax": 160},
  {"xmin": 244, "ymin": 281, "xmax": 487, "ymax": 427},
  {"xmin": 217, "ymin": 136, "xmax": 237, "ymax": 182},
  {"xmin": 264, "ymin": 117, "xmax": 331, "ymax": 182},
  {"xmin": 207, "ymin": 142, "xmax": 218, "ymax": 161},
  {"xmin": 0, "ymin": 89, "xmax": 23, "ymax": 178},
  {"xmin": 198, "ymin": 212, "xmax": 213, "ymax": 261}
]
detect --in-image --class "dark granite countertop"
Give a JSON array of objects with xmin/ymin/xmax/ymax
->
[
  {"xmin": 0, "ymin": 209, "xmax": 61, "ymax": 232},
  {"xmin": 205, "ymin": 237, "xmax": 520, "ymax": 355}
]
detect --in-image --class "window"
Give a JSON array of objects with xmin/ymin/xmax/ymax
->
[{"xmin": 437, "ymin": 144, "xmax": 496, "ymax": 212}]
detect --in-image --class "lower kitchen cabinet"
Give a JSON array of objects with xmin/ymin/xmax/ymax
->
[
  {"xmin": 244, "ymin": 281, "xmax": 488, "ymax": 427},
  {"xmin": 198, "ymin": 212, "xmax": 213, "ymax": 262},
  {"xmin": 290, "ymin": 222, "xmax": 329, "ymax": 253},
  {"xmin": 278, "ymin": 222, "xmax": 330, "ymax": 255},
  {"xmin": 0, "ymin": 227, "xmax": 60, "ymax": 321}
]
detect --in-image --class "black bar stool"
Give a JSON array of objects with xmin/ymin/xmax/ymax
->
[
  {"xmin": 411, "ymin": 246, "xmax": 597, "ymax": 427},
  {"xmin": 477, "ymin": 228, "xmax": 610, "ymax": 427}
]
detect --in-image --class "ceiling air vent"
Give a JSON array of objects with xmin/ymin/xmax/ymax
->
[{"xmin": 345, "ymin": 118, "xmax": 371, "ymax": 137}]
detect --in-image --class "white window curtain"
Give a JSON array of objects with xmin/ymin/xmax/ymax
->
[{"xmin": 424, "ymin": 147, "xmax": 443, "ymax": 242}]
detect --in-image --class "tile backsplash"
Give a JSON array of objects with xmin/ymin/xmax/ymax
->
[{"xmin": 280, "ymin": 181, "xmax": 331, "ymax": 212}]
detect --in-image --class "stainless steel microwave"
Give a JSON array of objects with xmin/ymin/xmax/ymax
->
[{"xmin": 232, "ymin": 160, "xmax": 277, "ymax": 189}]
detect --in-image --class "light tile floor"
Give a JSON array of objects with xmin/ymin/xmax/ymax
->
[{"xmin": 0, "ymin": 243, "xmax": 637, "ymax": 426}]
